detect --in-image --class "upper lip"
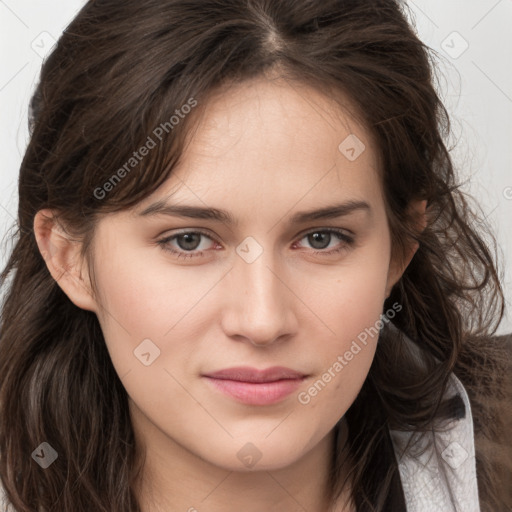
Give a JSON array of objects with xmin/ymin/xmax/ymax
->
[{"xmin": 203, "ymin": 366, "xmax": 307, "ymax": 383}]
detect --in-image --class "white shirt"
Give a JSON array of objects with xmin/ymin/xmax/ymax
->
[{"xmin": 390, "ymin": 372, "xmax": 480, "ymax": 511}]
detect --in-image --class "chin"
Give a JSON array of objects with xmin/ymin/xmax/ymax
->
[{"xmin": 205, "ymin": 435, "xmax": 311, "ymax": 473}]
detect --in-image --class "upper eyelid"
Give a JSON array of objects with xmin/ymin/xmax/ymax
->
[
  {"xmin": 160, "ymin": 227, "xmax": 352, "ymax": 248},
  {"xmin": 295, "ymin": 226, "xmax": 354, "ymax": 239}
]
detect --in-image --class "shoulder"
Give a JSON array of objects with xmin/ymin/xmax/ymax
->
[
  {"xmin": 468, "ymin": 333, "xmax": 512, "ymax": 511},
  {"xmin": 389, "ymin": 372, "xmax": 481, "ymax": 512},
  {"xmin": 389, "ymin": 331, "xmax": 512, "ymax": 512}
]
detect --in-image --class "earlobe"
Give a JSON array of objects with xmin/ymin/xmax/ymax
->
[{"xmin": 33, "ymin": 209, "xmax": 98, "ymax": 313}]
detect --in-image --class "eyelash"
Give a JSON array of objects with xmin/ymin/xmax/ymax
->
[{"xmin": 156, "ymin": 228, "xmax": 355, "ymax": 260}]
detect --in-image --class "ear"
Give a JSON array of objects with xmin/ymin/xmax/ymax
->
[
  {"xmin": 33, "ymin": 209, "xmax": 98, "ymax": 313},
  {"xmin": 385, "ymin": 199, "xmax": 427, "ymax": 298}
]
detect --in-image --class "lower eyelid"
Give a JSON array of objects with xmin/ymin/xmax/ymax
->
[{"xmin": 158, "ymin": 229, "xmax": 353, "ymax": 256}]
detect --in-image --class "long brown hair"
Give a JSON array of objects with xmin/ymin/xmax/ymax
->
[{"xmin": 1, "ymin": 1, "xmax": 510, "ymax": 510}]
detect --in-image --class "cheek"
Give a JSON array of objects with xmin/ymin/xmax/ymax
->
[
  {"xmin": 299, "ymin": 236, "xmax": 391, "ymax": 405},
  {"xmin": 91, "ymin": 242, "xmax": 213, "ymax": 373},
  {"xmin": 312, "ymin": 241, "xmax": 391, "ymax": 345},
  {"xmin": 306, "ymin": 293, "xmax": 382, "ymax": 406},
  {"xmin": 94, "ymin": 236, "xmax": 215, "ymax": 324}
]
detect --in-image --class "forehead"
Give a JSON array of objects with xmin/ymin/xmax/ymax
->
[
  {"xmin": 186, "ymin": 75, "xmax": 373, "ymax": 160},
  {"xmin": 137, "ymin": 76, "xmax": 383, "ymax": 221}
]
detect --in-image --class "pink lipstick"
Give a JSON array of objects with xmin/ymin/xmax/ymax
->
[{"xmin": 202, "ymin": 366, "xmax": 307, "ymax": 406}]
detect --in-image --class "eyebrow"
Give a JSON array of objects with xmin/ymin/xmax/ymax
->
[{"xmin": 137, "ymin": 199, "xmax": 371, "ymax": 225}]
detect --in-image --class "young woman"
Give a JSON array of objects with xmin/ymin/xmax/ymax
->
[{"xmin": 0, "ymin": 1, "xmax": 510, "ymax": 511}]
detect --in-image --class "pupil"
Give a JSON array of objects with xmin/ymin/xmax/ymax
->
[
  {"xmin": 178, "ymin": 233, "xmax": 201, "ymax": 250},
  {"xmin": 309, "ymin": 232, "xmax": 330, "ymax": 249}
]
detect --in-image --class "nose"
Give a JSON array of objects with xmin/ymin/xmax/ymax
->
[{"xmin": 220, "ymin": 247, "xmax": 298, "ymax": 347}]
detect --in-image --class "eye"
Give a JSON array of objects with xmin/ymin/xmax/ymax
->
[
  {"xmin": 157, "ymin": 230, "xmax": 219, "ymax": 259},
  {"xmin": 157, "ymin": 228, "xmax": 355, "ymax": 260},
  {"xmin": 294, "ymin": 228, "xmax": 354, "ymax": 256}
]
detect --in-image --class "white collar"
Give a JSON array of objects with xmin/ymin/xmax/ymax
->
[{"xmin": 389, "ymin": 371, "xmax": 480, "ymax": 511}]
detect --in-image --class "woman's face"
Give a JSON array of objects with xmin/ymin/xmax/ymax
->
[{"xmin": 83, "ymin": 76, "xmax": 404, "ymax": 472}]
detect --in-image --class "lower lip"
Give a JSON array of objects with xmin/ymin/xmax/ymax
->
[{"xmin": 203, "ymin": 377, "xmax": 304, "ymax": 405}]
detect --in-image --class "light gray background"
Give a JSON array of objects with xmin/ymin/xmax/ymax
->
[{"xmin": 1, "ymin": 1, "xmax": 511, "ymax": 334}]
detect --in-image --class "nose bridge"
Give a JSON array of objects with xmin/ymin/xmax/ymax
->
[
  {"xmin": 240, "ymin": 253, "xmax": 283, "ymax": 312},
  {"xmin": 222, "ymin": 238, "xmax": 296, "ymax": 345}
]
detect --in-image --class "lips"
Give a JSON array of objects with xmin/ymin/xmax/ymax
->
[
  {"xmin": 202, "ymin": 366, "xmax": 307, "ymax": 406},
  {"xmin": 204, "ymin": 366, "xmax": 306, "ymax": 383}
]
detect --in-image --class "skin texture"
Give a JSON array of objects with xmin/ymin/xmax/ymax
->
[{"xmin": 34, "ymin": 76, "xmax": 425, "ymax": 512}]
